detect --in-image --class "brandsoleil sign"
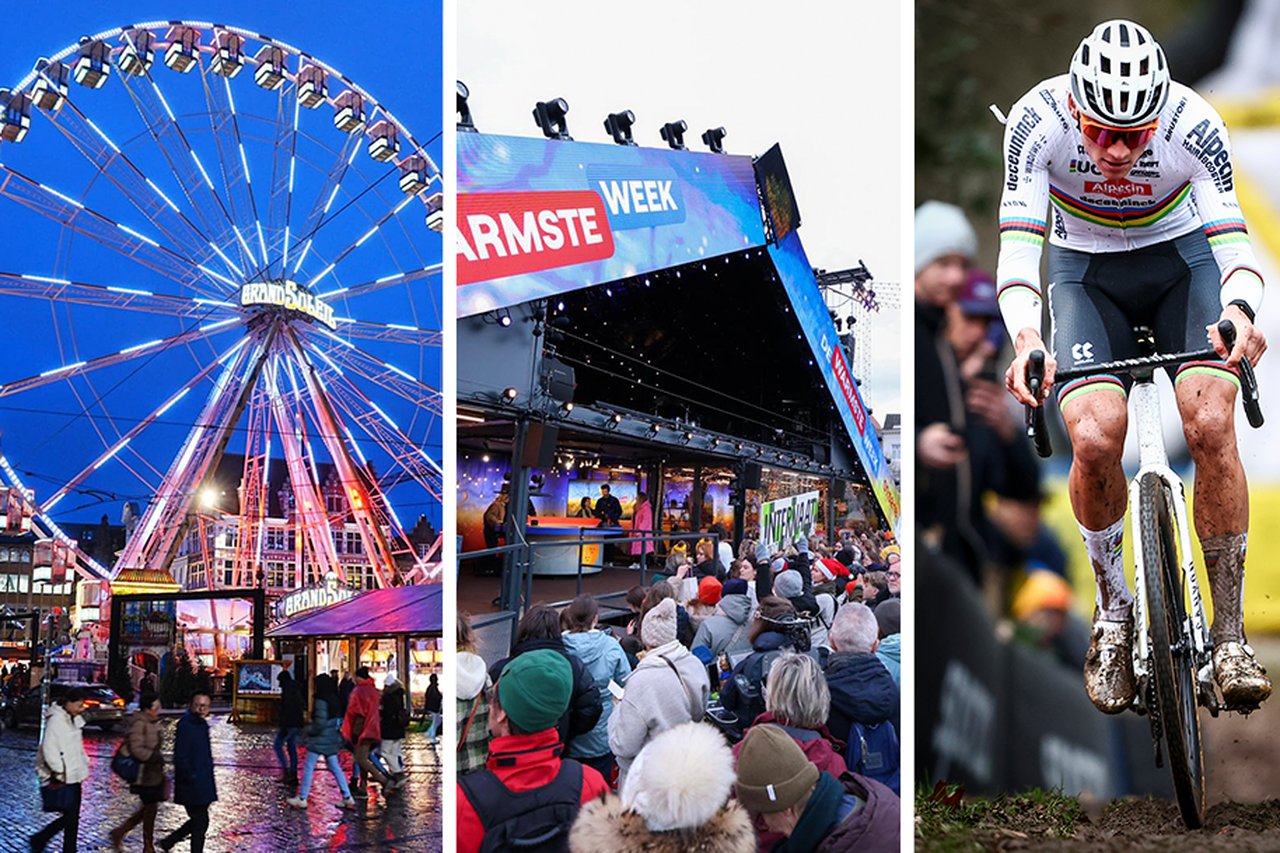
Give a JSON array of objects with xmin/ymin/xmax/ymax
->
[{"xmin": 240, "ymin": 280, "xmax": 336, "ymax": 329}]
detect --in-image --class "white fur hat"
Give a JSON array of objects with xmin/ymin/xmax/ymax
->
[{"xmin": 621, "ymin": 721, "xmax": 736, "ymax": 832}]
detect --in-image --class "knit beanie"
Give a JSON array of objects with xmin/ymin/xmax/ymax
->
[
  {"xmin": 774, "ymin": 569, "xmax": 804, "ymax": 600},
  {"xmin": 836, "ymin": 548, "xmax": 854, "ymax": 567},
  {"xmin": 495, "ymin": 649, "xmax": 572, "ymax": 734},
  {"xmin": 735, "ymin": 724, "xmax": 820, "ymax": 813},
  {"xmin": 914, "ymin": 200, "xmax": 977, "ymax": 274},
  {"xmin": 641, "ymin": 597, "xmax": 679, "ymax": 649},
  {"xmin": 698, "ymin": 576, "xmax": 723, "ymax": 607},
  {"xmin": 876, "ymin": 598, "xmax": 902, "ymax": 636},
  {"xmin": 722, "ymin": 578, "xmax": 748, "ymax": 597}
]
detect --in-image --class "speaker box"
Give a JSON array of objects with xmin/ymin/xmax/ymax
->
[
  {"xmin": 833, "ymin": 478, "xmax": 848, "ymax": 501},
  {"xmin": 743, "ymin": 463, "xmax": 762, "ymax": 490},
  {"xmin": 544, "ymin": 357, "xmax": 576, "ymax": 403},
  {"xmin": 522, "ymin": 422, "xmax": 560, "ymax": 469}
]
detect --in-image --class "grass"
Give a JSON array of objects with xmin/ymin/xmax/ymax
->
[{"xmin": 915, "ymin": 784, "xmax": 1087, "ymax": 852}]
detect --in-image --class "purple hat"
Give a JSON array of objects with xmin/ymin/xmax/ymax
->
[{"xmin": 958, "ymin": 269, "xmax": 999, "ymax": 318}]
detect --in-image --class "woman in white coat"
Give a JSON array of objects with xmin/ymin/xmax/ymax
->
[{"xmin": 32, "ymin": 686, "xmax": 90, "ymax": 853}]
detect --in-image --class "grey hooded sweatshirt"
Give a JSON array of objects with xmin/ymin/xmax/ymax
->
[{"xmin": 691, "ymin": 593, "xmax": 755, "ymax": 659}]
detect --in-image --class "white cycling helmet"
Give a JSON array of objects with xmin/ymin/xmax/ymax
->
[{"xmin": 1069, "ymin": 20, "xmax": 1169, "ymax": 127}]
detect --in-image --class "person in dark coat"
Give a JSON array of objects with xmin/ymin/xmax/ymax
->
[
  {"xmin": 593, "ymin": 483, "xmax": 623, "ymax": 527},
  {"xmin": 424, "ymin": 671, "xmax": 443, "ymax": 745},
  {"xmin": 823, "ymin": 605, "xmax": 899, "ymax": 746},
  {"xmin": 286, "ymin": 675, "xmax": 353, "ymax": 810},
  {"xmin": 159, "ymin": 692, "xmax": 217, "ymax": 853},
  {"xmin": 379, "ymin": 673, "xmax": 409, "ymax": 777},
  {"xmin": 274, "ymin": 662, "xmax": 304, "ymax": 782},
  {"xmin": 736, "ymin": 724, "xmax": 899, "ymax": 852},
  {"xmin": 488, "ymin": 604, "xmax": 601, "ymax": 754}
]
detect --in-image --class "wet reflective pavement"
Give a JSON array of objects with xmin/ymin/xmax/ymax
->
[{"xmin": 2, "ymin": 715, "xmax": 441, "ymax": 852}]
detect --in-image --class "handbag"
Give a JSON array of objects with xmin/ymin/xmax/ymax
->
[
  {"xmin": 111, "ymin": 741, "xmax": 140, "ymax": 784},
  {"xmin": 40, "ymin": 781, "xmax": 76, "ymax": 813}
]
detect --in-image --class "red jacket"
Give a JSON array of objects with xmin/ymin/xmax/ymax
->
[
  {"xmin": 457, "ymin": 728, "xmax": 608, "ymax": 853},
  {"xmin": 732, "ymin": 712, "xmax": 850, "ymax": 853},
  {"xmin": 342, "ymin": 682, "xmax": 382, "ymax": 743}
]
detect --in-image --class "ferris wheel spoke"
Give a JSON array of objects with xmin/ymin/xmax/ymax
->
[
  {"xmin": 300, "ymin": 193, "xmax": 417, "ymax": 291},
  {"xmin": 111, "ymin": 53, "xmax": 253, "ymax": 277},
  {"xmin": 0, "ymin": 163, "xmax": 231, "ymax": 301},
  {"xmin": 39, "ymin": 335, "xmax": 250, "ymax": 515},
  {"xmin": 303, "ymin": 328, "xmax": 441, "ymax": 415},
  {"xmin": 34, "ymin": 92, "xmax": 228, "ymax": 272},
  {"xmin": 289, "ymin": 133, "xmax": 363, "ymax": 278},
  {"xmin": 0, "ymin": 271, "xmax": 238, "ymax": 319},
  {"xmin": 265, "ymin": 77, "xmax": 301, "ymax": 280},
  {"xmin": 198, "ymin": 61, "xmax": 270, "ymax": 276},
  {"xmin": 0, "ymin": 318, "xmax": 244, "ymax": 399},
  {"xmin": 316, "ymin": 263, "xmax": 441, "ymax": 302},
  {"xmin": 331, "ymin": 317, "xmax": 441, "ymax": 347},
  {"xmin": 115, "ymin": 324, "xmax": 274, "ymax": 575}
]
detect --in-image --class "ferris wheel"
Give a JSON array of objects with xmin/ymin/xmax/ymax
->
[{"xmin": 0, "ymin": 22, "xmax": 443, "ymax": 588}]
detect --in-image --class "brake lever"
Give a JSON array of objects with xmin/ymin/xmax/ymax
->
[
  {"xmin": 1025, "ymin": 350, "xmax": 1052, "ymax": 457},
  {"xmin": 1218, "ymin": 319, "xmax": 1264, "ymax": 428}
]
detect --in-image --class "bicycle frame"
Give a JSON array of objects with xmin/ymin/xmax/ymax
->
[{"xmin": 1126, "ymin": 378, "xmax": 1215, "ymax": 710}]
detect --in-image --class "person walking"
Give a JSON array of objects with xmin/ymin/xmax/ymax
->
[
  {"xmin": 286, "ymin": 675, "xmax": 354, "ymax": 810},
  {"xmin": 380, "ymin": 673, "xmax": 410, "ymax": 778},
  {"xmin": 31, "ymin": 687, "xmax": 89, "ymax": 853},
  {"xmin": 158, "ymin": 692, "xmax": 216, "ymax": 853},
  {"xmin": 342, "ymin": 667, "xmax": 395, "ymax": 799},
  {"xmin": 273, "ymin": 661, "xmax": 303, "ymax": 784},
  {"xmin": 110, "ymin": 691, "xmax": 167, "ymax": 852},
  {"xmin": 424, "ymin": 671, "xmax": 442, "ymax": 746}
]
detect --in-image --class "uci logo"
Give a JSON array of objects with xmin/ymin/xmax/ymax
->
[{"xmin": 1072, "ymin": 342, "xmax": 1094, "ymax": 363}]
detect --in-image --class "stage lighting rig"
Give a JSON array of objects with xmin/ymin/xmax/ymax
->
[
  {"xmin": 534, "ymin": 98, "xmax": 572, "ymax": 140},
  {"xmin": 501, "ymin": 387, "xmax": 518, "ymax": 402},
  {"xmin": 660, "ymin": 120, "xmax": 687, "ymax": 150},
  {"xmin": 605, "ymin": 110, "xmax": 637, "ymax": 145},
  {"xmin": 701, "ymin": 126, "xmax": 727, "ymax": 153},
  {"xmin": 457, "ymin": 80, "xmax": 477, "ymax": 132},
  {"xmin": 604, "ymin": 412, "xmax": 623, "ymax": 430}
]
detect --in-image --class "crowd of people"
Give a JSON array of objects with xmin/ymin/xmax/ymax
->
[
  {"xmin": 457, "ymin": 527, "xmax": 902, "ymax": 852},
  {"xmin": 28, "ymin": 661, "xmax": 432, "ymax": 853}
]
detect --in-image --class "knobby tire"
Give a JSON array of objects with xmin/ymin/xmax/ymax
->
[{"xmin": 1140, "ymin": 471, "xmax": 1205, "ymax": 828}]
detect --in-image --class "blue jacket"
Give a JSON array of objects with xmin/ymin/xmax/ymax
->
[
  {"xmin": 173, "ymin": 711, "xmax": 217, "ymax": 805},
  {"xmin": 824, "ymin": 651, "xmax": 899, "ymax": 746},
  {"xmin": 306, "ymin": 697, "xmax": 344, "ymax": 756},
  {"xmin": 876, "ymin": 634, "xmax": 901, "ymax": 686},
  {"xmin": 561, "ymin": 630, "xmax": 632, "ymax": 760}
]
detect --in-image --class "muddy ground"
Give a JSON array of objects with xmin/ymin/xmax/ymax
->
[{"xmin": 929, "ymin": 637, "xmax": 1280, "ymax": 850}]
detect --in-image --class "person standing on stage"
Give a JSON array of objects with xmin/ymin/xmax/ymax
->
[{"xmin": 594, "ymin": 484, "xmax": 623, "ymax": 527}]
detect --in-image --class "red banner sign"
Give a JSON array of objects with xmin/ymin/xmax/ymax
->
[{"xmin": 457, "ymin": 191, "xmax": 615, "ymax": 285}]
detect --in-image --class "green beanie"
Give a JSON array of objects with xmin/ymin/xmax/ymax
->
[
  {"xmin": 735, "ymin": 724, "xmax": 820, "ymax": 813},
  {"xmin": 496, "ymin": 649, "xmax": 573, "ymax": 734}
]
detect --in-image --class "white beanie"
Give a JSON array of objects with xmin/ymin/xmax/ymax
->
[
  {"xmin": 915, "ymin": 200, "xmax": 977, "ymax": 274},
  {"xmin": 641, "ymin": 597, "xmax": 679, "ymax": 649},
  {"xmin": 621, "ymin": 722, "xmax": 736, "ymax": 832}
]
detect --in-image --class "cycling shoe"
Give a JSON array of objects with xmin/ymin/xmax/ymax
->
[
  {"xmin": 1214, "ymin": 641, "xmax": 1272, "ymax": 711},
  {"xmin": 1085, "ymin": 611, "xmax": 1137, "ymax": 714}
]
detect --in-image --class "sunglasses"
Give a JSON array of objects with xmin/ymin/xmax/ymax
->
[{"xmin": 1079, "ymin": 114, "xmax": 1158, "ymax": 150}]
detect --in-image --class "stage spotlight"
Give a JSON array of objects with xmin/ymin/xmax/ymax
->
[
  {"xmin": 533, "ymin": 97, "xmax": 572, "ymax": 140},
  {"xmin": 457, "ymin": 80, "xmax": 476, "ymax": 133},
  {"xmin": 650, "ymin": 424, "xmax": 663, "ymax": 435},
  {"xmin": 736, "ymin": 442, "xmax": 744, "ymax": 451},
  {"xmin": 712, "ymin": 438, "xmax": 721, "ymax": 447},
  {"xmin": 701, "ymin": 126, "xmax": 727, "ymax": 153},
  {"xmin": 562, "ymin": 401, "xmax": 575, "ymax": 413},
  {"xmin": 660, "ymin": 120, "xmax": 687, "ymax": 150},
  {"xmin": 502, "ymin": 387, "xmax": 518, "ymax": 402},
  {"xmin": 499, "ymin": 311, "xmax": 512, "ymax": 327},
  {"xmin": 604, "ymin": 110, "xmax": 637, "ymax": 145}
]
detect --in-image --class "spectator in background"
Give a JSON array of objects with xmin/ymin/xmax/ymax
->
[
  {"xmin": 380, "ymin": 673, "xmax": 410, "ymax": 777},
  {"xmin": 160, "ymin": 692, "xmax": 217, "ymax": 853},
  {"xmin": 286, "ymin": 674, "xmax": 354, "ymax": 811},
  {"xmin": 735, "ymin": 725, "xmax": 899, "ymax": 850},
  {"xmin": 457, "ymin": 613, "xmax": 491, "ymax": 775},
  {"xmin": 570, "ymin": 722, "xmax": 755, "ymax": 853},
  {"xmin": 594, "ymin": 483, "xmax": 623, "ymax": 527},
  {"xmin": 638, "ymin": 580, "xmax": 694, "ymax": 648},
  {"xmin": 693, "ymin": 577, "xmax": 756, "ymax": 660},
  {"xmin": 424, "ymin": 672, "xmax": 443, "ymax": 745},
  {"xmin": 609, "ymin": 598, "xmax": 710, "ymax": 788},
  {"xmin": 575, "ymin": 496, "xmax": 595, "ymax": 518},
  {"xmin": 720, "ymin": 596, "xmax": 806, "ymax": 741},
  {"xmin": 629, "ymin": 491, "xmax": 654, "ymax": 567},
  {"xmin": 274, "ymin": 660, "xmax": 303, "ymax": 784},
  {"xmin": 711, "ymin": 523, "xmax": 735, "ymax": 576},
  {"xmin": 916, "ymin": 200, "xmax": 986, "ymax": 580},
  {"xmin": 875, "ymin": 599, "xmax": 902, "ymax": 686},
  {"xmin": 110, "ymin": 690, "xmax": 166, "ymax": 851},
  {"xmin": 489, "ymin": 604, "xmax": 602, "ymax": 754},
  {"xmin": 342, "ymin": 667, "xmax": 395, "ymax": 799},
  {"xmin": 624, "ymin": 584, "xmax": 647, "ymax": 636},
  {"xmin": 458, "ymin": 651, "xmax": 609, "ymax": 853},
  {"xmin": 32, "ymin": 687, "xmax": 89, "ymax": 853},
  {"xmin": 561, "ymin": 594, "xmax": 632, "ymax": 784},
  {"xmin": 1012, "ymin": 566, "xmax": 1091, "ymax": 670},
  {"xmin": 824, "ymin": 605, "xmax": 899, "ymax": 753}
]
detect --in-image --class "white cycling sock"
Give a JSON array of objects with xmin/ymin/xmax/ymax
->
[
  {"xmin": 1079, "ymin": 517, "xmax": 1133, "ymax": 620},
  {"xmin": 1202, "ymin": 532, "xmax": 1248, "ymax": 645}
]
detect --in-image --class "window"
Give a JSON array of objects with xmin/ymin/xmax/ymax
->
[{"xmin": 21, "ymin": 549, "xmax": 31, "ymax": 563}]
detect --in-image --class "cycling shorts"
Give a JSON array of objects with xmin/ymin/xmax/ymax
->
[{"xmin": 1047, "ymin": 229, "xmax": 1238, "ymax": 407}]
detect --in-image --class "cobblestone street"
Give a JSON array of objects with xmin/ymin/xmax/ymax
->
[{"xmin": 2, "ymin": 714, "xmax": 441, "ymax": 852}]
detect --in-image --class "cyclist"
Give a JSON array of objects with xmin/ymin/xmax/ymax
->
[{"xmin": 998, "ymin": 20, "xmax": 1270, "ymax": 713}]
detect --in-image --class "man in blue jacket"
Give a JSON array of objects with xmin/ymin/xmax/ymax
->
[
  {"xmin": 823, "ymin": 604, "xmax": 899, "ymax": 750},
  {"xmin": 159, "ymin": 692, "xmax": 217, "ymax": 853}
]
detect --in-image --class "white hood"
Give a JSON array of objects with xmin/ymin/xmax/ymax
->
[{"xmin": 457, "ymin": 650, "xmax": 489, "ymax": 701}]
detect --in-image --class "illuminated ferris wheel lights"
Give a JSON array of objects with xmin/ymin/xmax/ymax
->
[
  {"xmin": 118, "ymin": 30, "xmax": 156, "ymax": 76},
  {"xmin": 117, "ymin": 223, "xmax": 159, "ymax": 248},
  {"xmin": 210, "ymin": 31, "xmax": 246, "ymax": 79},
  {"xmin": 36, "ymin": 182, "xmax": 83, "ymax": 209},
  {"xmin": 253, "ymin": 45, "xmax": 287, "ymax": 91},
  {"xmin": 84, "ymin": 116, "xmax": 121, "ymax": 153},
  {"xmin": 39, "ymin": 360, "xmax": 85, "ymax": 377},
  {"xmin": 197, "ymin": 265, "xmax": 237, "ymax": 288},
  {"xmin": 308, "ymin": 262, "xmax": 337, "ymax": 288},
  {"xmin": 164, "ymin": 26, "xmax": 201, "ymax": 74},
  {"xmin": 190, "ymin": 150, "xmax": 216, "ymax": 190},
  {"xmin": 107, "ymin": 285, "xmax": 153, "ymax": 296},
  {"xmin": 91, "ymin": 439, "xmax": 129, "ymax": 471},
  {"xmin": 24, "ymin": 274, "xmax": 71, "ymax": 285},
  {"xmin": 72, "ymin": 39, "xmax": 111, "ymax": 89},
  {"xmin": 208, "ymin": 242, "xmax": 244, "ymax": 278},
  {"xmin": 122, "ymin": 339, "xmax": 165, "ymax": 354},
  {"xmin": 333, "ymin": 91, "xmax": 365, "ymax": 133},
  {"xmin": 200, "ymin": 318, "xmax": 238, "ymax": 332},
  {"xmin": 297, "ymin": 65, "xmax": 327, "ymax": 108}
]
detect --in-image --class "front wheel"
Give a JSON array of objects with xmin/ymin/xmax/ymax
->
[{"xmin": 1139, "ymin": 472, "xmax": 1205, "ymax": 828}]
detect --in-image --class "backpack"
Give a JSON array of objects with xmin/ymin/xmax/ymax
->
[
  {"xmin": 458, "ymin": 758, "xmax": 584, "ymax": 853},
  {"xmin": 724, "ymin": 649, "xmax": 784, "ymax": 741},
  {"xmin": 846, "ymin": 719, "xmax": 900, "ymax": 795}
]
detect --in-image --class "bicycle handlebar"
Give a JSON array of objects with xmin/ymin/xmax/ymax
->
[{"xmin": 1022, "ymin": 319, "xmax": 1264, "ymax": 456}]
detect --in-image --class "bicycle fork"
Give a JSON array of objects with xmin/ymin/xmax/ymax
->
[{"xmin": 1128, "ymin": 379, "xmax": 1217, "ymax": 725}]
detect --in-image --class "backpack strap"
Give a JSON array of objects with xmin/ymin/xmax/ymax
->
[
  {"xmin": 659, "ymin": 654, "xmax": 702, "ymax": 722},
  {"xmin": 460, "ymin": 759, "xmax": 584, "ymax": 852},
  {"xmin": 457, "ymin": 694, "xmax": 482, "ymax": 754}
]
